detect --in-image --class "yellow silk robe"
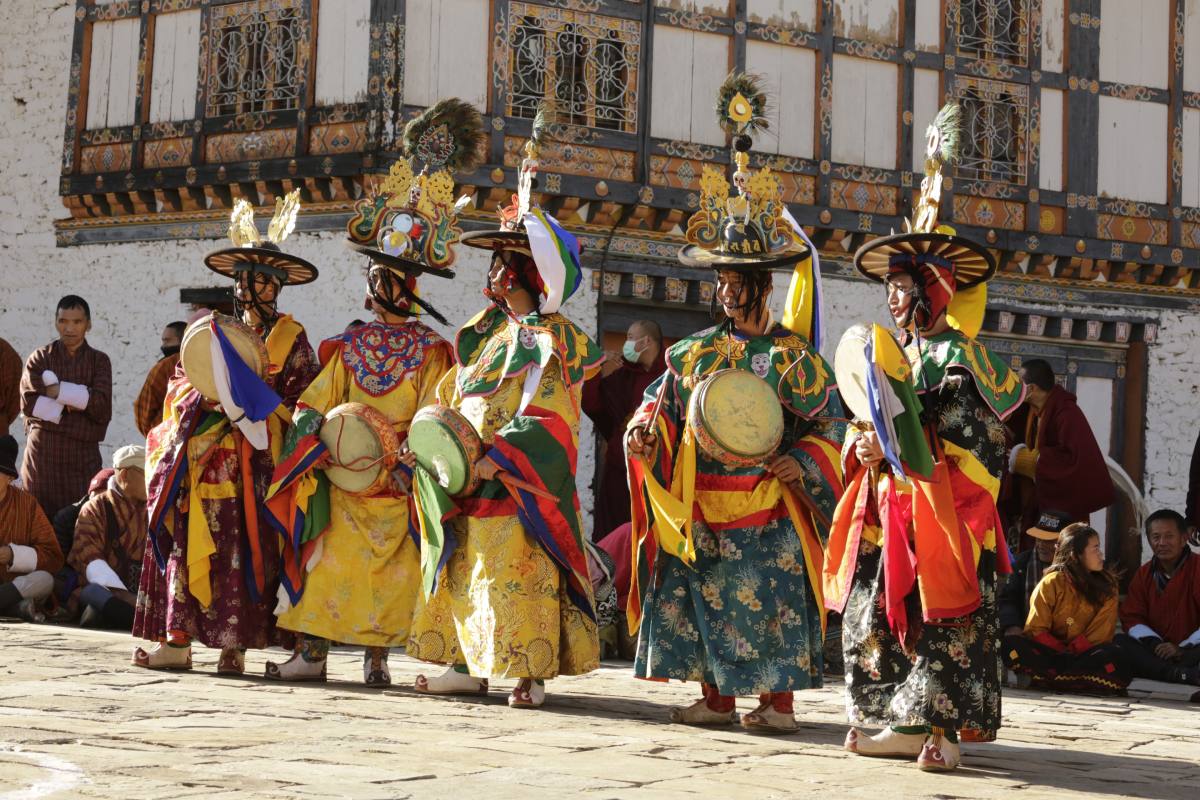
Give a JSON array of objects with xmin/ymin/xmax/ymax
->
[{"xmin": 276, "ymin": 321, "xmax": 451, "ymax": 647}]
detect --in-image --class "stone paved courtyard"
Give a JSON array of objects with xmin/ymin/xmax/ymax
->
[{"xmin": 1, "ymin": 622, "xmax": 1197, "ymax": 799}]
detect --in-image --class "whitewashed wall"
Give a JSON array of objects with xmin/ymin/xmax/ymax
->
[{"xmin": 1, "ymin": 0, "xmax": 1198, "ymax": 529}]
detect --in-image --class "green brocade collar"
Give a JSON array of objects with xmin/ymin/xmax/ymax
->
[
  {"xmin": 665, "ymin": 323, "xmax": 836, "ymax": 419},
  {"xmin": 455, "ymin": 305, "xmax": 603, "ymax": 398},
  {"xmin": 905, "ymin": 329, "xmax": 1025, "ymax": 420}
]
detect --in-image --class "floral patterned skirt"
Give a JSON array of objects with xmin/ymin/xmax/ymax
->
[
  {"xmin": 406, "ymin": 513, "xmax": 599, "ymax": 679},
  {"xmin": 842, "ymin": 543, "xmax": 1002, "ymax": 740},
  {"xmin": 634, "ymin": 516, "xmax": 824, "ymax": 697}
]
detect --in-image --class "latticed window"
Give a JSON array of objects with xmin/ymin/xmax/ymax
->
[
  {"xmin": 206, "ymin": 0, "xmax": 307, "ymax": 117},
  {"xmin": 506, "ymin": 3, "xmax": 640, "ymax": 133},
  {"xmin": 955, "ymin": 78, "xmax": 1028, "ymax": 184},
  {"xmin": 955, "ymin": 0, "xmax": 1030, "ymax": 66}
]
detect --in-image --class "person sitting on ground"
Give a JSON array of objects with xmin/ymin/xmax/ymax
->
[
  {"xmin": 47, "ymin": 466, "xmax": 114, "ymax": 618},
  {"xmin": 0, "ymin": 435, "xmax": 64, "ymax": 622},
  {"xmin": 1000, "ymin": 510, "xmax": 1069, "ymax": 637},
  {"xmin": 52, "ymin": 468, "xmax": 114, "ymax": 565},
  {"xmin": 1114, "ymin": 509, "xmax": 1200, "ymax": 687},
  {"xmin": 68, "ymin": 445, "xmax": 147, "ymax": 629},
  {"xmin": 1002, "ymin": 522, "xmax": 1128, "ymax": 694}
]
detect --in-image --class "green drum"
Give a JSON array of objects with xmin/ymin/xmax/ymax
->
[{"xmin": 408, "ymin": 405, "xmax": 484, "ymax": 497}]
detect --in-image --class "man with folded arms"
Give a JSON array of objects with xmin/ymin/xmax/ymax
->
[{"xmin": 19, "ymin": 295, "xmax": 112, "ymax": 517}]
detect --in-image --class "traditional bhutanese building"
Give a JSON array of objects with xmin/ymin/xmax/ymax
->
[{"xmin": 0, "ymin": 1, "xmax": 1197, "ymax": 565}]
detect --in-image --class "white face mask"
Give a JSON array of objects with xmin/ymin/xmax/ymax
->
[{"xmin": 622, "ymin": 337, "xmax": 645, "ymax": 362}]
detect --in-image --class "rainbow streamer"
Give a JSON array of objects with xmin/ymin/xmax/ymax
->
[{"xmin": 525, "ymin": 209, "xmax": 582, "ymax": 314}]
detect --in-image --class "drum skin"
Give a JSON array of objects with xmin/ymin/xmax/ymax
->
[
  {"xmin": 408, "ymin": 405, "xmax": 484, "ymax": 497},
  {"xmin": 180, "ymin": 312, "xmax": 269, "ymax": 404},
  {"xmin": 687, "ymin": 368, "xmax": 784, "ymax": 467},
  {"xmin": 833, "ymin": 324, "xmax": 873, "ymax": 423},
  {"xmin": 320, "ymin": 402, "xmax": 401, "ymax": 496}
]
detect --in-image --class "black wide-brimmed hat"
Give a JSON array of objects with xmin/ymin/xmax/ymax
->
[
  {"xmin": 204, "ymin": 241, "xmax": 319, "ymax": 286},
  {"xmin": 853, "ymin": 230, "xmax": 995, "ymax": 289},
  {"xmin": 204, "ymin": 190, "xmax": 319, "ymax": 285}
]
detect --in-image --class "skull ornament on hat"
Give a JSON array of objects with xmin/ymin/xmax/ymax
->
[
  {"xmin": 677, "ymin": 72, "xmax": 810, "ymax": 271},
  {"xmin": 345, "ymin": 98, "xmax": 485, "ymax": 279}
]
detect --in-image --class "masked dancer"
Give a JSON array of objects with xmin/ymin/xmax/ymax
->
[
  {"xmin": 625, "ymin": 74, "xmax": 845, "ymax": 734},
  {"xmin": 404, "ymin": 106, "xmax": 603, "ymax": 708},
  {"xmin": 826, "ymin": 104, "xmax": 1024, "ymax": 770},
  {"xmin": 132, "ymin": 192, "xmax": 320, "ymax": 675}
]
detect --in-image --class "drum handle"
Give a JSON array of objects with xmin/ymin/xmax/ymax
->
[{"xmin": 326, "ymin": 421, "xmax": 395, "ymax": 472}]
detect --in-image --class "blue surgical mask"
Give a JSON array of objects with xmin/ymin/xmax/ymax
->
[{"xmin": 622, "ymin": 338, "xmax": 644, "ymax": 362}]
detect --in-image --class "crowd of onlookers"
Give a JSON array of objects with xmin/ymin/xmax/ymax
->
[{"xmin": 3, "ymin": 298, "xmax": 1200, "ymax": 700}]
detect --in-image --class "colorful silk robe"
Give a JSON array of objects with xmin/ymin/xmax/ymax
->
[
  {"xmin": 406, "ymin": 305, "xmax": 604, "ymax": 678},
  {"xmin": 266, "ymin": 320, "xmax": 452, "ymax": 647},
  {"xmin": 826, "ymin": 328, "xmax": 1021, "ymax": 741},
  {"xmin": 627, "ymin": 322, "xmax": 846, "ymax": 696},
  {"xmin": 132, "ymin": 316, "xmax": 318, "ymax": 649}
]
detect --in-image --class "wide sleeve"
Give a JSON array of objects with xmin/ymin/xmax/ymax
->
[
  {"xmin": 78, "ymin": 350, "xmax": 113, "ymax": 429},
  {"xmin": 19, "ymin": 347, "xmax": 48, "ymax": 420},
  {"xmin": 414, "ymin": 341, "xmax": 454, "ymax": 412},
  {"xmin": 784, "ymin": 399, "xmax": 847, "ymax": 530},
  {"xmin": 1024, "ymin": 573, "xmax": 1065, "ymax": 650},
  {"xmin": 275, "ymin": 331, "xmax": 320, "ymax": 411},
  {"xmin": 485, "ymin": 357, "xmax": 594, "ymax": 616},
  {"xmin": 68, "ymin": 496, "xmax": 108, "ymax": 577},
  {"xmin": 1118, "ymin": 568, "xmax": 1157, "ymax": 639}
]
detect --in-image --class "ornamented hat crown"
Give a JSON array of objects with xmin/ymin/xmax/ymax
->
[
  {"xmin": 346, "ymin": 98, "xmax": 484, "ymax": 277},
  {"xmin": 678, "ymin": 73, "xmax": 808, "ymax": 270},
  {"xmin": 854, "ymin": 103, "xmax": 996, "ymax": 289},
  {"xmin": 204, "ymin": 189, "xmax": 319, "ymax": 285}
]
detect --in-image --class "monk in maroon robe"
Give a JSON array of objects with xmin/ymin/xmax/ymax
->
[
  {"xmin": 581, "ymin": 320, "xmax": 664, "ymax": 540},
  {"xmin": 1008, "ymin": 359, "xmax": 1114, "ymax": 549}
]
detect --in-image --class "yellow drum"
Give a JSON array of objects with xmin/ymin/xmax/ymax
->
[
  {"xmin": 179, "ymin": 312, "xmax": 269, "ymax": 404},
  {"xmin": 319, "ymin": 402, "xmax": 401, "ymax": 496},
  {"xmin": 687, "ymin": 368, "xmax": 784, "ymax": 467}
]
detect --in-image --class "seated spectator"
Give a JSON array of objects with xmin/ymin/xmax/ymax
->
[
  {"xmin": 1114, "ymin": 509, "xmax": 1200, "ymax": 687},
  {"xmin": 68, "ymin": 445, "xmax": 147, "ymax": 630},
  {"xmin": 585, "ymin": 541, "xmax": 620, "ymax": 659},
  {"xmin": 1002, "ymin": 523, "xmax": 1129, "ymax": 694},
  {"xmin": 1000, "ymin": 510, "xmax": 1068, "ymax": 636},
  {"xmin": 0, "ymin": 435, "xmax": 64, "ymax": 622},
  {"xmin": 52, "ymin": 468, "xmax": 114, "ymax": 563},
  {"xmin": 47, "ymin": 467, "xmax": 114, "ymax": 619},
  {"xmin": 597, "ymin": 522, "xmax": 651, "ymax": 660}
]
